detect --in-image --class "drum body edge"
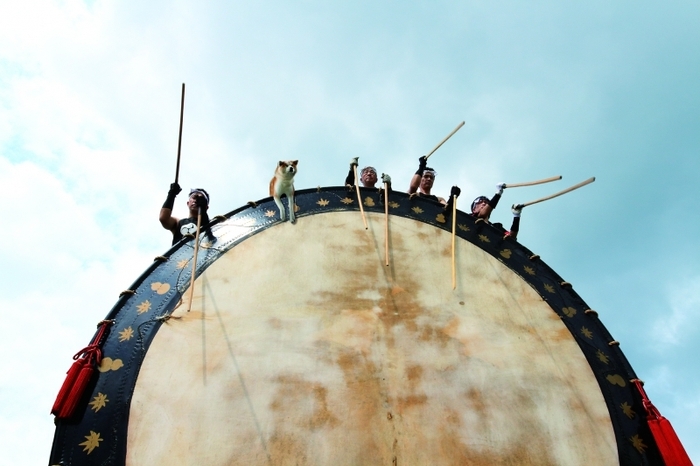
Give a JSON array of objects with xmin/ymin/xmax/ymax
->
[{"xmin": 49, "ymin": 187, "xmax": 662, "ymax": 465}]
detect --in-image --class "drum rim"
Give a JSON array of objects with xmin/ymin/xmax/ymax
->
[{"xmin": 49, "ymin": 186, "xmax": 661, "ymax": 465}]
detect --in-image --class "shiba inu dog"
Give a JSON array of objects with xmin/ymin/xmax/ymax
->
[{"xmin": 270, "ymin": 160, "xmax": 298, "ymax": 223}]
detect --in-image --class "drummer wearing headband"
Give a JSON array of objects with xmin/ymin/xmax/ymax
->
[
  {"xmin": 470, "ymin": 183, "xmax": 506, "ymax": 220},
  {"xmin": 408, "ymin": 156, "xmax": 446, "ymax": 205},
  {"xmin": 159, "ymin": 183, "xmax": 215, "ymax": 245},
  {"xmin": 471, "ymin": 183, "xmax": 522, "ymax": 240},
  {"xmin": 345, "ymin": 157, "xmax": 378, "ymax": 188}
]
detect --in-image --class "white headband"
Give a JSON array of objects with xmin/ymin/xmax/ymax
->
[{"xmin": 189, "ymin": 189, "xmax": 210, "ymax": 205}]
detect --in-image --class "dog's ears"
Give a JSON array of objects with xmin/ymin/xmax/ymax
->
[
  {"xmin": 278, "ymin": 161, "xmax": 285, "ymax": 167},
  {"xmin": 291, "ymin": 160, "xmax": 298, "ymax": 166}
]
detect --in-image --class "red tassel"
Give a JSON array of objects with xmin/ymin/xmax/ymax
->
[
  {"xmin": 648, "ymin": 416, "xmax": 693, "ymax": 466},
  {"xmin": 51, "ymin": 357, "xmax": 89, "ymax": 416},
  {"xmin": 57, "ymin": 357, "xmax": 96, "ymax": 418},
  {"xmin": 51, "ymin": 321, "xmax": 111, "ymax": 419},
  {"xmin": 633, "ymin": 380, "xmax": 693, "ymax": 466}
]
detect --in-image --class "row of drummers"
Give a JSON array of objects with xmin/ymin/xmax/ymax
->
[
  {"xmin": 346, "ymin": 155, "xmax": 524, "ymax": 240},
  {"xmin": 346, "ymin": 155, "xmax": 595, "ymax": 241}
]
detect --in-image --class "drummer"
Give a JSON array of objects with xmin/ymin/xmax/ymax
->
[
  {"xmin": 408, "ymin": 156, "xmax": 446, "ymax": 205},
  {"xmin": 345, "ymin": 157, "xmax": 378, "ymax": 188},
  {"xmin": 470, "ymin": 182, "xmax": 506, "ymax": 220},
  {"xmin": 471, "ymin": 183, "xmax": 522, "ymax": 239},
  {"xmin": 160, "ymin": 183, "xmax": 215, "ymax": 245}
]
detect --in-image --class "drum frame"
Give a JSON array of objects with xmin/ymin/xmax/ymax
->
[{"xmin": 49, "ymin": 186, "xmax": 663, "ymax": 465}]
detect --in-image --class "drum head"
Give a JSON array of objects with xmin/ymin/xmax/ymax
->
[{"xmin": 50, "ymin": 187, "xmax": 661, "ymax": 465}]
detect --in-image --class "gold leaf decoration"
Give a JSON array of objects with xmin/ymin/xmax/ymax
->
[
  {"xmin": 436, "ymin": 213, "xmax": 446, "ymax": 223},
  {"xmin": 150, "ymin": 282, "xmax": 170, "ymax": 295},
  {"xmin": 89, "ymin": 393, "xmax": 109, "ymax": 412},
  {"xmin": 294, "ymin": 204, "xmax": 299, "ymax": 212},
  {"xmin": 136, "ymin": 300, "xmax": 151, "ymax": 315},
  {"xmin": 118, "ymin": 327, "xmax": 134, "ymax": 342},
  {"xmin": 79, "ymin": 431, "xmax": 103, "ymax": 454},
  {"xmin": 581, "ymin": 327, "xmax": 593, "ymax": 339},
  {"xmin": 500, "ymin": 249, "xmax": 512, "ymax": 259},
  {"xmin": 176, "ymin": 259, "xmax": 189, "ymax": 269},
  {"xmin": 606, "ymin": 374, "xmax": 626, "ymax": 387},
  {"xmin": 457, "ymin": 224, "xmax": 470, "ymax": 232},
  {"xmin": 364, "ymin": 197, "xmax": 375, "ymax": 207},
  {"xmin": 621, "ymin": 402, "xmax": 635, "ymax": 419},
  {"xmin": 478, "ymin": 234, "xmax": 490, "ymax": 243},
  {"xmin": 316, "ymin": 198, "xmax": 330, "ymax": 207},
  {"xmin": 264, "ymin": 209, "xmax": 276, "ymax": 218},
  {"xmin": 630, "ymin": 434, "xmax": 647, "ymax": 454},
  {"xmin": 389, "ymin": 201, "xmax": 400, "ymax": 208},
  {"xmin": 341, "ymin": 197, "xmax": 354, "ymax": 205},
  {"xmin": 562, "ymin": 307, "xmax": 577, "ymax": 317},
  {"xmin": 544, "ymin": 283, "xmax": 555, "ymax": 294},
  {"xmin": 523, "ymin": 266, "xmax": 535, "ymax": 275},
  {"xmin": 596, "ymin": 349, "xmax": 610, "ymax": 364},
  {"xmin": 411, "ymin": 206, "xmax": 424, "ymax": 214}
]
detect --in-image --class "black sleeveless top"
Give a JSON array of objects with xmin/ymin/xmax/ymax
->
[
  {"xmin": 417, "ymin": 192, "xmax": 439, "ymax": 202},
  {"xmin": 171, "ymin": 217, "xmax": 197, "ymax": 245}
]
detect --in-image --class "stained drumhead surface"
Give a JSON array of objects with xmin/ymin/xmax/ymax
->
[{"xmin": 127, "ymin": 211, "xmax": 617, "ymax": 465}]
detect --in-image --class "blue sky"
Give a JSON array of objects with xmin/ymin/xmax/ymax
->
[{"xmin": 1, "ymin": 0, "xmax": 698, "ymax": 463}]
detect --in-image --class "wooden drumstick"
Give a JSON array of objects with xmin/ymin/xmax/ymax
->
[
  {"xmin": 451, "ymin": 196, "xmax": 458, "ymax": 290},
  {"xmin": 186, "ymin": 207, "xmax": 203, "ymax": 312},
  {"xmin": 425, "ymin": 121, "xmax": 465, "ymax": 160},
  {"xmin": 353, "ymin": 165, "xmax": 368, "ymax": 230},
  {"xmin": 520, "ymin": 177, "xmax": 596, "ymax": 208},
  {"xmin": 174, "ymin": 83, "xmax": 186, "ymax": 185},
  {"xmin": 384, "ymin": 182, "xmax": 389, "ymax": 266},
  {"xmin": 504, "ymin": 175, "xmax": 562, "ymax": 188}
]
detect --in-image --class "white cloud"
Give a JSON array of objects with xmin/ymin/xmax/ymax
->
[
  {"xmin": 0, "ymin": 158, "xmax": 162, "ymax": 465},
  {"xmin": 1, "ymin": 0, "xmax": 699, "ymax": 463},
  {"xmin": 653, "ymin": 276, "xmax": 700, "ymax": 347}
]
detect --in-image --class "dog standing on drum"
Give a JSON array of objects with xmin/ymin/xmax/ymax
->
[{"xmin": 270, "ymin": 160, "xmax": 298, "ymax": 223}]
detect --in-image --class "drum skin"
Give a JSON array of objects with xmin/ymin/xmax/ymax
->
[{"xmin": 49, "ymin": 187, "xmax": 664, "ymax": 465}]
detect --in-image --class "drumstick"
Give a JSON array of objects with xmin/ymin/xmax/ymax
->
[
  {"xmin": 353, "ymin": 165, "xmax": 368, "ymax": 230},
  {"xmin": 174, "ymin": 83, "xmax": 186, "ymax": 184},
  {"xmin": 520, "ymin": 177, "xmax": 596, "ymax": 208},
  {"xmin": 425, "ymin": 121, "xmax": 465, "ymax": 160},
  {"xmin": 451, "ymin": 196, "xmax": 457, "ymax": 290},
  {"xmin": 384, "ymin": 182, "xmax": 389, "ymax": 266},
  {"xmin": 186, "ymin": 207, "xmax": 203, "ymax": 312},
  {"xmin": 504, "ymin": 175, "xmax": 562, "ymax": 188}
]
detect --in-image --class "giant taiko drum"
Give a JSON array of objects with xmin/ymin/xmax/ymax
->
[{"xmin": 49, "ymin": 187, "xmax": 664, "ymax": 465}]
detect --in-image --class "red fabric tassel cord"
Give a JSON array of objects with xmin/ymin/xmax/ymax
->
[
  {"xmin": 633, "ymin": 380, "xmax": 693, "ymax": 466},
  {"xmin": 51, "ymin": 321, "xmax": 112, "ymax": 419},
  {"xmin": 50, "ymin": 357, "xmax": 89, "ymax": 416}
]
